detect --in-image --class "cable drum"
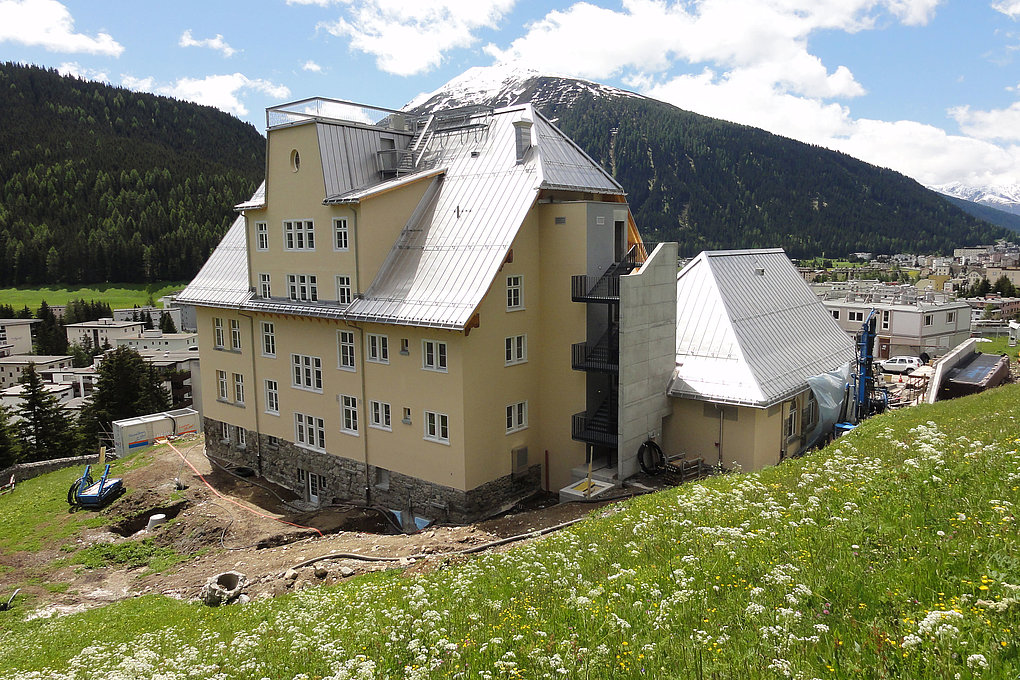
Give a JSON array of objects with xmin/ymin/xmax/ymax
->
[{"xmin": 637, "ymin": 439, "xmax": 665, "ymax": 475}]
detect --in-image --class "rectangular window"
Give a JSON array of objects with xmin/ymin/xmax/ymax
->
[
  {"xmin": 424, "ymin": 410, "xmax": 449, "ymax": 444},
  {"xmin": 402, "ymin": 407, "xmax": 412, "ymax": 424},
  {"xmin": 506, "ymin": 401, "xmax": 528, "ymax": 433},
  {"xmin": 334, "ymin": 218, "xmax": 349, "ymax": 251},
  {"xmin": 505, "ymin": 334, "xmax": 527, "ymax": 365},
  {"xmin": 423, "ymin": 340, "xmax": 447, "ymax": 372},
  {"xmin": 291, "ymin": 354, "xmax": 323, "ymax": 391},
  {"xmin": 259, "ymin": 273, "xmax": 271, "ymax": 298},
  {"xmin": 341, "ymin": 395, "xmax": 359, "ymax": 435},
  {"xmin": 336, "ymin": 275, "xmax": 352, "ymax": 305},
  {"xmin": 881, "ymin": 310, "xmax": 890, "ymax": 331},
  {"xmin": 338, "ymin": 331, "xmax": 356, "ymax": 370},
  {"xmin": 924, "ymin": 314, "xmax": 933, "ymax": 326},
  {"xmin": 213, "ymin": 317, "xmax": 225, "ymax": 348},
  {"xmin": 848, "ymin": 311, "xmax": 864, "ymax": 322},
  {"xmin": 216, "ymin": 370, "xmax": 228, "ymax": 401},
  {"xmin": 261, "ymin": 322, "xmax": 276, "ymax": 357},
  {"xmin": 400, "ymin": 338, "xmax": 409, "ymax": 355},
  {"xmin": 256, "ymin": 222, "xmax": 268, "ymax": 251},
  {"xmin": 265, "ymin": 379, "xmax": 279, "ymax": 414},
  {"xmin": 830, "ymin": 310, "xmax": 840, "ymax": 320},
  {"xmin": 230, "ymin": 319, "xmax": 241, "ymax": 350},
  {"xmin": 784, "ymin": 400, "xmax": 798, "ymax": 439},
  {"xmin": 946, "ymin": 311, "xmax": 956, "ymax": 324},
  {"xmin": 235, "ymin": 426, "xmax": 246, "ymax": 448},
  {"xmin": 295, "ymin": 412, "xmax": 325, "ymax": 451},
  {"xmin": 506, "ymin": 275, "xmax": 523, "ymax": 310},
  {"xmin": 283, "ymin": 219, "xmax": 315, "ymax": 251},
  {"xmin": 220, "ymin": 422, "xmax": 230, "ymax": 442},
  {"xmin": 367, "ymin": 334, "xmax": 388, "ymax": 364},
  {"xmin": 369, "ymin": 400, "xmax": 391, "ymax": 431},
  {"xmin": 287, "ymin": 274, "xmax": 318, "ymax": 301},
  {"xmin": 233, "ymin": 373, "xmax": 244, "ymax": 404}
]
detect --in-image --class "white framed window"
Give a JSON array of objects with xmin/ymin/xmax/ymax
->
[
  {"xmin": 287, "ymin": 274, "xmax": 318, "ymax": 301},
  {"xmin": 295, "ymin": 412, "xmax": 325, "ymax": 451},
  {"xmin": 784, "ymin": 400, "xmax": 798, "ymax": 439},
  {"xmin": 265, "ymin": 379, "xmax": 279, "ymax": 415},
  {"xmin": 367, "ymin": 334, "xmax": 388, "ymax": 364},
  {"xmin": 341, "ymin": 395, "xmax": 359, "ymax": 435},
  {"xmin": 946, "ymin": 311, "xmax": 956, "ymax": 324},
  {"xmin": 283, "ymin": 219, "xmax": 315, "ymax": 251},
  {"xmin": 334, "ymin": 218, "xmax": 349, "ymax": 251},
  {"xmin": 848, "ymin": 311, "xmax": 864, "ymax": 322},
  {"xmin": 881, "ymin": 310, "xmax": 890, "ymax": 331},
  {"xmin": 423, "ymin": 340, "xmax": 447, "ymax": 372},
  {"xmin": 236, "ymin": 426, "xmax": 246, "ymax": 448},
  {"xmin": 230, "ymin": 319, "xmax": 241, "ymax": 350},
  {"xmin": 255, "ymin": 222, "xmax": 268, "ymax": 251},
  {"xmin": 338, "ymin": 331, "xmax": 356, "ymax": 371},
  {"xmin": 801, "ymin": 391, "xmax": 817, "ymax": 431},
  {"xmin": 291, "ymin": 354, "xmax": 323, "ymax": 391},
  {"xmin": 233, "ymin": 373, "xmax": 245, "ymax": 404},
  {"xmin": 506, "ymin": 275, "xmax": 523, "ymax": 311},
  {"xmin": 369, "ymin": 400, "xmax": 391, "ymax": 431},
  {"xmin": 506, "ymin": 401, "xmax": 528, "ymax": 433},
  {"xmin": 505, "ymin": 334, "xmax": 527, "ymax": 365},
  {"xmin": 259, "ymin": 273, "xmax": 271, "ymax": 298},
  {"xmin": 213, "ymin": 317, "xmax": 225, "ymax": 348},
  {"xmin": 924, "ymin": 314, "xmax": 933, "ymax": 327},
  {"xmin": 336, "ymin": 275, "xmax": 352, "ymax": 305},
  {"xmin": 216, "ymin": 370, "xmax": 228, "ymax": 401},
  {"xmin": 261, "ymin": 322, "xmax": 276, "ymax": 357},
  {"xmin": 424, "ymin": 410, "xmax": 449, "ymax": 444},
  {"xmin": 220, "ymin": 422, "xmax": 230, "ymax": 442},
  {"xmin": 830, "ymin": 310, "xmax": 839, "ymax": 320}
]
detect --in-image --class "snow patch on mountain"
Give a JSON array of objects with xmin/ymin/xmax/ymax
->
[{"xmin": 931, "ymin": 182, "xmax": 1020, "ymax": 216}]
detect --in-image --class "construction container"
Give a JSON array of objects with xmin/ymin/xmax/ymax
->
[{"xmin": 112, "ymin": 408, "xmax": 200, "ymax": 457}]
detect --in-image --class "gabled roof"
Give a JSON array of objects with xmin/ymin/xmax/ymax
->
[
  {"xmin": 669, "ymin": 249, "xmax": 855, "ymax": 408},
  {"xmin": 182, "ymin": 103, "xmax": 627, "ymax": 328},
  {"xmin": 175, "ymin": 213, "xmax": 251, "ymax": 308}
]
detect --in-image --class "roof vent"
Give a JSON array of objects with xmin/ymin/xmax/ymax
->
[{"xmin": 513, "ymin": 118, "xmax": 533, "ymax": 164}]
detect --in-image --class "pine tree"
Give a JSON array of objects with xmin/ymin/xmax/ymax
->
[
  {"xmin": 0, "ymin": 404, "xmax": 19, "ymax": 469},
  {"xmin": 158, "ymin": 311, "xmax": 177, "ymax": 333},
  {"xmin": 15, "ymin": 363, "xmax": 74, "ymax": 462},
  {"xmin": 143, "ymin": 310, "xmax": 154, "ymax": 330}
]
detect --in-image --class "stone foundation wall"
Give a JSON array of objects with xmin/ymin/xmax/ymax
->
[
  {"xmin": 203, "ymin": 417, "xmax": 542, "ymax": 524},
  {"xmin": 0, "ymin": 453, "xmax": 102, "ymax": 485}
]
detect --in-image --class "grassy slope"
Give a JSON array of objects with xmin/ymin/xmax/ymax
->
[
  {"xmin": 0, "ymin": 282, "xmax": 189, "ymax": 313},
  {"xmin": 1, "ymin": 387, "xmax": 1019, "ymax": 678}
]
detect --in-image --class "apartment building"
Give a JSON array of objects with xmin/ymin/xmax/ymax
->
[
  {"xmin": 65, "ymin": 318, "xmax": 145, "ymax": 349},
  {"xmin": 0, "ymin": 319, "xmax": 36, "ymax": 357},
  {"xmin": 179, "ymin": 98, "xmax": 676, "ymax": 522}
]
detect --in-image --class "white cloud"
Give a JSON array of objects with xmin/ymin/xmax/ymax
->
[
  {"xmin": 0, "ymin": 0, "xmax": 123, "ymax": 55},
  {"xmin": 993, "ymin": 0, "xmax": 1020, "ymax": 19},
  {"xmin": 56, "ymin": 61, "xmax": 108, "ymax": 82},
  {"xmin": 949, "ymin": 99, "xmax": 1020, "ymax": 142},
  {"xmin": 319, "ymin": 0, "xmax": 516, "ymax": 76},
  {"xmin": 179, "ymin": 29, "xmax": 237, "ymax": 57},
  {"xmin": 154, "ymin": 73, "xmax": 290, "ymax": 116},
  {"xmin": 302, "ymin": 60, "xmax": 323, "ymax": 72},
  {"xmin": 120, "ymin": 74, "xmax": 154, "ymax": 91}
]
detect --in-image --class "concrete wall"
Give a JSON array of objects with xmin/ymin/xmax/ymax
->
[{"xmin": 617, "ymin": 242, "xmax": 679, "ymax": 479}]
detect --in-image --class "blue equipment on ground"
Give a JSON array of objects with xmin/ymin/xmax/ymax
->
[
  {"xmin": 835, "ymin": 310, "xmax": 888, "ymax": 435},
  {"xmin": 67, "ymin": 464, "xmax": 124, "ymax": 509}
]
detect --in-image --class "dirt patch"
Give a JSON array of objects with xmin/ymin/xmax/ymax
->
[{"xmin": 0, "ymin": 437, "xmax": 655, "ymax": 615}]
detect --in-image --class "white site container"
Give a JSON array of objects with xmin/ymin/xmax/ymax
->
[{"xmin": 112, "ymin": 408, "xmax": 200, "ymax": 457}]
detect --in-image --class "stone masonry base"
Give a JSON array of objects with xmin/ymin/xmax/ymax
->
[{"xmin": 203, "ymin": 417, "xmax": 541, "ymax": 524}]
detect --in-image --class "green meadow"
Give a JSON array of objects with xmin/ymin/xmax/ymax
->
[{"xmin": 0, "ymin": 282, "xmax": 189, "ymax": 313}]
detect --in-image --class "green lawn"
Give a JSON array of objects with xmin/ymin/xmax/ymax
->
[
  {"xmin": 1, "ymin": 387, "xmax": 1019, "ymax": 678},
  {"xmin": 0, "ymin": 282, "xmax": 189, "ymax": 313}
]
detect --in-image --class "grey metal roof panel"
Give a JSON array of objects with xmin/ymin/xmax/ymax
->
[
  {"xmin": 533, "ymin": 113, "xmax": 624, "ymax": 195},
  {"xmin": 324, "ymin": 168, "xmax": 446, "ymax": 204},
  {"xmin": 670, "ymin": 249, "xmax": 855, "ymax": 407},
  {"xmin": 176, "ymin": 212, "xmax": 253, "ymax": 308},
  {"xmin": 234, "ymin": 181, "xmax": 266, "ymax": 211},
  {"xmin": 318, "ymin": 122, "xmax": 412, "ymax": 197}
]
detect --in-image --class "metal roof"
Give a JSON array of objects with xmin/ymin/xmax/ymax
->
[
  {"xmin": 234, "ymin": 181, "xmax": 266, "ymax": 211},
  {"xmin": 669, "ymin": 249, "xmax": 856, "ymax": 408},
  {"xmin": 175, "ymin": 212, "xmax": 253, "ymax": 308},
  {"xmin": 533, "ymin": 114, "xmax": 623, "ymax": 194}
]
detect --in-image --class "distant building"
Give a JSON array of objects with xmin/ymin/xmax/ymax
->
[
  {"xmin": 113, "ymin": 305, "xmax": 183, "ymax": 330},
  {"xmin": 963, "ymin": 296, "xmax": 1020, "ymax": 322},
  {"xmin": 822, "ymin": 284, "xmax": 971, "ymax": 358},
  {"xmin": 65, "ymin": 318, "xmax": 143, "ymax": 349},
  {"xmin": 115, "ymin": 330, "xmax": 198, "ymax": 352},
  {"xmin": 0, "ymin": 381, "xmax": 76, "ymax": 416},
  {"xmin": 984, "ymin": 266, "xmax": 1020, "ymax": 288},
  {"xmin": 0, "ymin": 319, "xmax": 37, "ymax": 357},
  {"xmin": 0, "ymin": 355, "xmax": 73, "ymax": 389},
  {"xmin": 131, "ymin": 348, "xmax": 202, "ymax": 411}
]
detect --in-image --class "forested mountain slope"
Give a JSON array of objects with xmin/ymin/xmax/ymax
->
[
  {"xmin": 412, "ymin": 73, "xmax": 1009, "ymax": 257},
  {"xmin": 0, "ymin": 62, "xmax": 265, "ymax": 285}
]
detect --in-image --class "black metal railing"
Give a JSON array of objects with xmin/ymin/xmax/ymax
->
[
  {"xmin": 571, "ymin": 398, "xmax": 618, "ymax": 448},
  {"xmin": 571, "ymin": 331, "xmax": 619, "ymax": 373},
  {"xmin": 570, "ymin": 245, "xmax": 642, "ymax": 302}
]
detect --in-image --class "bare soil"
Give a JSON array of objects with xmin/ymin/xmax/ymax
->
[{"xmin": 2, "ymin": 438, "xmax": 634, "ymax": 616}]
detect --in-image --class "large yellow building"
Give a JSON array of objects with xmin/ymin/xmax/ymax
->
[{"xmin": 179, "ymin": 98, "xmax": 678, "ymax": 522}]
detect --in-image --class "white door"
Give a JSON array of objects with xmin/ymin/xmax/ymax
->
[{"xmin": 307, "ymin": 473, "xmax": 320, "ymax": 504}]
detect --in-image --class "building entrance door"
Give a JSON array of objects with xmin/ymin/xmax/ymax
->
[{"xmin": 878, "ymin": 337, "xmax": 891, "ymax": 359}]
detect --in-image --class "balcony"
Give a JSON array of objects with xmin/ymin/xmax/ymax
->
[
  {"xmin": 570, "ymin": 246, "xmax": 641, "ymax": 303},
  {"xmin": 571, "ymin": 331, "xmax": 619, "ymax": 374},
  {"xmin": 571, "ymin": 397, "xmax": 618, "ymax": 448}
]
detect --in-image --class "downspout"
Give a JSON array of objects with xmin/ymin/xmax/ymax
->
[
  {"xmin": 350, "ymin": 206, "xmax": 361, "ymax": 297},
  {"xmin": 239, "ymin": 311, "xmax": 263, "ymax": 476},
  {"xmin": 717, "ymin": 407, "xmax": 724, "ymax": 467}
]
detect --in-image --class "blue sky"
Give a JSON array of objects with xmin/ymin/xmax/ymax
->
[{"xmin": 1, "ymin": 0, "xmax": 1018, "ymax": 188}]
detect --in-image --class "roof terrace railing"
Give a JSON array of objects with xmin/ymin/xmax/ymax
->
[{"xmin": 266, "ymin": 97, "xmax": 414, "ymax": 131}]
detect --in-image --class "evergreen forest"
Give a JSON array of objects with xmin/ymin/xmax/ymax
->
[{"xmin": 0, "ymin": 62, "xmax": 265, "ymax": 286}]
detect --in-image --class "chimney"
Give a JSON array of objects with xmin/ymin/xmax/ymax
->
[{"xmin": 513, "ymin": 118, "xmax": 533, "ymax": 164}]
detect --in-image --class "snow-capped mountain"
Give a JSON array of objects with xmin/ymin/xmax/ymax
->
[
  {"xmin": 930, "ymin": 182, "xmax": 1020, "ymax": 217},
  {"xmin": 404, "ymin": 63, "xmax": 642, "ymax": 115}
]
